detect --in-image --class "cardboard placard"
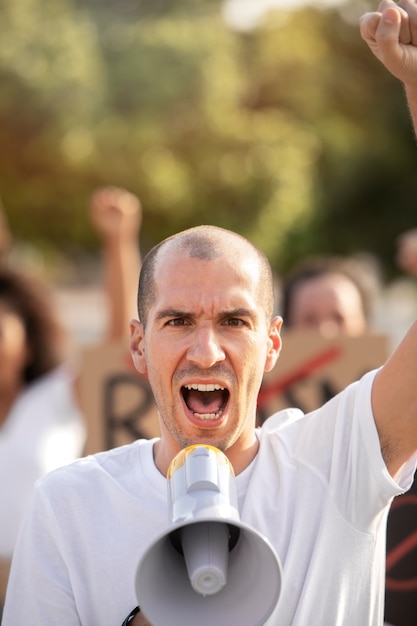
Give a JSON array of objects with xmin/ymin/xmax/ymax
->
[
  {"xmin": 79, "ymin": 342, "xmax": 160, "ymax": 456},
  {"xmin": 257, "ymin": 331, "xmax": 389, "ymax": 424}
]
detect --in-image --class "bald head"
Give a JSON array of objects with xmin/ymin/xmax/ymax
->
[{"xmin": 137, "ymin": 225, "xmax": 275, "ymax": 326}]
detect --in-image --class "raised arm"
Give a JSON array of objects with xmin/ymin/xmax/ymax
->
[
  {"xmin": 360, "ymin": 0, "xmax": 417, "ymax": 135},
  {"xmin": 90, "ymin": 186, "xmax": 142, "ymax": 342},
  {"xmin": 360, "ymin": 1, "xmax": 417, "ymax": 476},
  {"xmin": 0, "ymin": 197, "xmax": 13, "ymax": 264}
]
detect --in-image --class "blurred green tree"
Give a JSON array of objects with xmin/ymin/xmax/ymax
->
[{"xmin": 0, "ymin": 0, "xmax": 416, "ymax": 281}]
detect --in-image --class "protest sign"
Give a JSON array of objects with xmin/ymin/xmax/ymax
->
[
  {"xmin": 78, "ymin": 342, "xmax": 160, "ymax": 455},
  {"xmin": 257, "ymin": 331, "xmax": 388, "ymax": 424}
]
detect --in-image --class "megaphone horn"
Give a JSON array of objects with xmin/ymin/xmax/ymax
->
[{"xmin": 135, "ymin": 444, "xmax": 282, "ymax": 626}]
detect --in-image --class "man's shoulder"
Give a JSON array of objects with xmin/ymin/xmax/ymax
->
[
  {"xmin": 259, "ymin": 408, "xmax": 306, "ymax": 433},
  {"xmin": 38, "ymin": 438, "xmax": 156, "ymax": 491}
]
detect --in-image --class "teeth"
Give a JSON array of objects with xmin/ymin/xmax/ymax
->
[
  {"xmin": 184, "ymin": 384, "xmax": 225, "ymax": 392},
  {"xmin": 183, "ymin": 384, "xmax": 226, "ymax": 420},
  {"xmin": 193, "ymin": 412, "xmax": 221, "ymax": 420}
]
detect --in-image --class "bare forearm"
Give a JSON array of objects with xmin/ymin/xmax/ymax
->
[
  {"xmin": 89, "ymin": 186, "xmax": 142, "ymax": 341},
  {"xmin": 405, "ymin": 82, "xmax": 417, "ymax": 140},
  {"xmin": 102, "ymin": 237, "xmax": 141, "ymax": 342},
  {"xmin": 372, "ymin": 316, "xmax": 417, "ymax": 476}
]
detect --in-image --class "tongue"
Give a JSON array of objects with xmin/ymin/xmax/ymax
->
[{"xmin": 186, "ymin": 390, "xmax": 224, "ymax": 414}]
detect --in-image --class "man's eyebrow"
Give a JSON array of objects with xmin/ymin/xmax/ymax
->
[
  {"xmin": 154, "ymin": 307, "xmax": 257, "ymax": 321},
  {"xmin": 223, "ymin": 308, "xmax": 256, "ymax": 318},
  {"xmin": 154, "ymin": 308, "xmax": 190, "ymax": 321}
]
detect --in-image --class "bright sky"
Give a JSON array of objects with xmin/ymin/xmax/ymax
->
[{"xmin": 222, "ymin": 0, "xmax": 345, "ymax": 30}]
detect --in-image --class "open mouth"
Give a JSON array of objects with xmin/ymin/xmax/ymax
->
[{"xmin": 181, "ymin": 383, "xmax": 229, "ymax": 420}]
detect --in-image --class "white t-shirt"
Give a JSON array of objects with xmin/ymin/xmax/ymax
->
[
  {"xmin": 3, "ymin": 370, "xmax": 415, "ymax": 625},
  {"xmin": 0, "ymin": 366, "xmax": 86, "ymax": 557}
]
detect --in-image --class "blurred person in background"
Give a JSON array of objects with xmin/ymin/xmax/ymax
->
[
  {"xmin": 281, "ymin": 254, "xmax": 379, "ymax": 339},
  {"xmin": 0, "ymin": 186, "xmax": 142, "ymax": 619},
  {"xmin": 396, "ymin": 227, "xmax": 417, "ymax": 278},
  {"xmin": 0, "ymin": 198, "xmax": 13, "ymax": 264},
  {"xmin": 0, "ymin": 265, "xmax": 85, "ymax": 617}
]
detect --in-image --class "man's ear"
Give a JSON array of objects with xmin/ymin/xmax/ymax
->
[
  {"xmin": 130, "ymin": 319, "xmax": 148, "ymax": 376},
  {"xmin": 264, "ymin": 316, "xmax": 283, "ymax": 373}
]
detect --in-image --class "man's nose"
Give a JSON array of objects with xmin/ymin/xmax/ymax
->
[{"xmin": 185, "ymin": 325, "xmax": 226, "ymax": 368}]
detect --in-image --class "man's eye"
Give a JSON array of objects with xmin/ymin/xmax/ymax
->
[
  {"xmin": 167, "ymin": 318, "xmax": 189, "ymax": 326},
  {"xmin": 224, "ymin": 318, "xmax": 245, "ymax": 327}
]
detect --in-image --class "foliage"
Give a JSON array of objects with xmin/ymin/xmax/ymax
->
[{"xmin": 0, "ymin": 0, "xmax": 416, "ymax": 281}]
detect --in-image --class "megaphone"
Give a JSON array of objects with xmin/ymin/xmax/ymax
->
[{"xmin": 135, "ymin": 444, "xmax": 282, "ymax": 626}]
